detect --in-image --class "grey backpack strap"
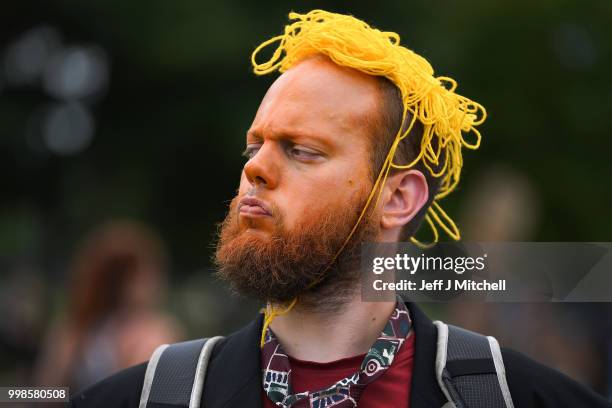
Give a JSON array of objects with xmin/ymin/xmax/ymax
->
[
  {"xmin": 433, "ymin": 321, "xmax": 514, "ymax": 408},
  {"xmin": 139, "ymin": 336, "xmax": 224, "ymax": 408}
]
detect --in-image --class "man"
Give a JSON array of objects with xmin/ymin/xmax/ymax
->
[{"xmin": 71, "ymin": 10, "xmax": 610, "ymax": 408}]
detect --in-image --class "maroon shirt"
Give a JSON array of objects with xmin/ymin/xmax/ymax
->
[{"xmin": 262, "ymin": 333, "xmax": 415, "ymax": 407}]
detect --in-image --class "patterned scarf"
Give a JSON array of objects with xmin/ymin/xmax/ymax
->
[{"xmin": 261, "ymin": 298, "xmax": 412, "ymax": 407}]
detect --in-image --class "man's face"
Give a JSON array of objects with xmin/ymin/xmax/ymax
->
[{"xmin": 216, "ymin": 56, "xmax": 383, "ymax": 305}]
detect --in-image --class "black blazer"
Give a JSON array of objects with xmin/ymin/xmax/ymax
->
[{"xmin": 71, "ymin": 302, "xmax": 611, "ymax": 407}]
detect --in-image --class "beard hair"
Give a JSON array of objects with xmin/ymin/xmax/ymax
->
[{"xmin": 214, "ymin": 188, "xmax": 379, "ymax": 313}]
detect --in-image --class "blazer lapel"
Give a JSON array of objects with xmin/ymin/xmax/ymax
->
[
  {"xmin": 406, "ymin": 301, "xmax": 448, "ymax": 408},
  {"xmin": 203, "ymin": 314, "xmax": 264, "ymax": 408}
]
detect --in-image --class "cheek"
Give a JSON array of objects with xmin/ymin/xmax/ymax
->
[{"xmin": 280, "ymin": 166, "xmax": 369, "ymax": 226}]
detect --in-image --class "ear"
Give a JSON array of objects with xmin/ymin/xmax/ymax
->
[{"xmin": 379, "ymin": 169, "xmax": 429, "ymax": 236}]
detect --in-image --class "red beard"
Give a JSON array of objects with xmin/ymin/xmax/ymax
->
[{"xmin": 214, "ymin": 189, "xmax": 379, "ymax": 308}]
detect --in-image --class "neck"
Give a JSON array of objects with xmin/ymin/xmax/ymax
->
[{"xmin": 268, "ymin": 290, "xmax": 397, "ymax": 362}]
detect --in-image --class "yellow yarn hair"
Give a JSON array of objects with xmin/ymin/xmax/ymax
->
[{"xmin": 251, "ymin": 10, "xmax": 487, "ymax": 346}]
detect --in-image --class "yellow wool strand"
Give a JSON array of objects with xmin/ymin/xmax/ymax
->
[
  {"xmin": 259, "ymin": 297, "xmax": 297, "ymax": 348},
  {"xmin": 252, "ymin": 10, "xmax": 486, "ymax": 346}
]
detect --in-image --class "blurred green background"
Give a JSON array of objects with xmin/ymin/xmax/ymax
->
[{"xmin": 0, "ymin": 0, "xmax": 611, "ymax": 397}]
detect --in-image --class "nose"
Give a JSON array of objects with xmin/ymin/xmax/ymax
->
[{"xmin": 243, "ymin": 142, "xmax": 280, "ymax": 189}]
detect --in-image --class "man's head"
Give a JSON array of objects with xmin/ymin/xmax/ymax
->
[
  {"xmin": 215, "ymin": 10, "xmax": 485, "ymax": 308},
  {"xmin": 215, "ymin": 56, "xmax": 428, "ymax": 308}
]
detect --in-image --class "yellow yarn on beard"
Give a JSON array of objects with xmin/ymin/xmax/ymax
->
[{"xmin": 252, "ymin": 10, "xmax": 487, "ymax": 346}]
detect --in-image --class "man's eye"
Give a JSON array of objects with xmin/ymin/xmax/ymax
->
[
  {"xmin": 242, "ymin": 145, "xmax": 261, "ymax": 159},
  {"xmin": 289, "ymin": 147, "xmax": 320, "ymax": 160}
]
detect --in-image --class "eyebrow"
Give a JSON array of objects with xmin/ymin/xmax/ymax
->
[{"xmin": 245, "ymin": 128, "xmax": 336, "ymax": 151}]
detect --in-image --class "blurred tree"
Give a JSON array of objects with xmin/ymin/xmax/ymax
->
[{"xmin": 1, "ymin": 0, "xmax": 610, "ymax": 274}]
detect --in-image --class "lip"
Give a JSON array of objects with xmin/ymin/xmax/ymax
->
[{"xmin": 238, "ymin": 197, "xmax": 272, "ymax": 217}]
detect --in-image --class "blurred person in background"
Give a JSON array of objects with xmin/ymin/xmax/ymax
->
[
  {"xmin": 33, "ymin": 220, "xmax": 183, "ymax": 391},
  {"xmin": 453, "ymin": 165, "xmax": 607, "ymax": 393}
]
